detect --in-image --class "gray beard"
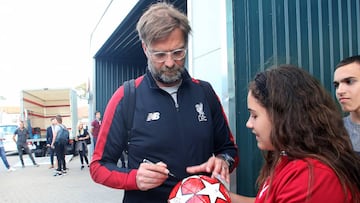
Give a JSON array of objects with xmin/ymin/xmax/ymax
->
[{"xmin": 147, "ymin": 59, "xmax": 184, "ymax": 84}]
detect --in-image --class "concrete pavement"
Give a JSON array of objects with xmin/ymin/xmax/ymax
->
[{"xmin": 0, "ymin": 153, "xmax": 124, "ymax": 203}]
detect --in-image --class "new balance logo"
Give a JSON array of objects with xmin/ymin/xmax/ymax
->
[{"xmin": 146, "ymin": 112, "xmax": 160, "ymax": 121}]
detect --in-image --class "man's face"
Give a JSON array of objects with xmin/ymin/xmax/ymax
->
[
  {"xmin": 96, "ymin": 112, "xmax": 101, "ymax": 120},
  {"xmin": 334, "ymin": 62, "xmax": 360, "ymax": 113},
  {"xmin": 143, "ymin": 28, "xmax": 186, "ymax": 87}
]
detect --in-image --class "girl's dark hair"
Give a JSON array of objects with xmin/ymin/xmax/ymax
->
[{"xmin": 249, "ymin": 64, "xmax": 360, "ymax": 202}]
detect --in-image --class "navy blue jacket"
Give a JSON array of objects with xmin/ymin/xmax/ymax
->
[
  {"xmin": 90, "ymin": 69, "xmax": 239, "ymax": 202},
  {"xmin": 46, "ymin": 126, "xmax": 53, "ymax": 145}
]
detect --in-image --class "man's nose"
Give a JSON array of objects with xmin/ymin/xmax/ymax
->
[
  {"xmin": 337, "ymin": 83, "xmax": 344, "ymax": 92},
  {"xmin": 336, "ymin": 83, "xmax": 346, "ymax": 96},
  {"xmin": 163, "ymin": 54, "xmax": 176, "ymax": 67}
]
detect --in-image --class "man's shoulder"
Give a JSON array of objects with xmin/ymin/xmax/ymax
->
[
  {"xmin": 343, "ymin": 115, "xmax": 360, "ymax": 129},
  {"xmin": 188, "ymin": 78, "xmax": 212, "ymax": 87},
  {"xmin": 57, "ymin": 125, "xmax": 68, "ymax": 134},
  {"xmin": 343, "ymin": 115, "xmax": 351, "ymax": 122},
  {"xmin": 54, "ymin": 125, "xmax": 61, "ymax": 131}
]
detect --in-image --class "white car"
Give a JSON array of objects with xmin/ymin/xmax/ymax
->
[
  {"xmin": 0, "ymin": 124, "xmax": 35, "ymax": 154},
  {"xmin": 0, "ymin": 124, "xmax": 18, "ymax": 153}
]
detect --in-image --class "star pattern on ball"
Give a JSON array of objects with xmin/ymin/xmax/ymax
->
[
  {"xmin": 196, "ymin": 179, "xmax": 227, "ymax": 202},
  {"xmin": 168, "ymin": 175, "xmax": 230, "ymax": 203},
  {"xmin": 168, "ymin": 186, "xmax": 195, "ymax": 203}
]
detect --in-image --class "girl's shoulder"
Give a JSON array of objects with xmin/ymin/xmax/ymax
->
[
  {"xmin": 280, "ymin": 158, "xmax": 335, "ymax": 177},
  {"xmin": 264, "ymin": 157, "xmax": 349, "ymax": 202}
]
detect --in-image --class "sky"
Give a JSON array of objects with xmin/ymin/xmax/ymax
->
[{"xmin": 0, "ymin": 0, "xmax": 113, "ymax": 105}]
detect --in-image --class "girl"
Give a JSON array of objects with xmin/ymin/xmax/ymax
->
[{"xmin": 231, "ymin": 65, "xmax": 360, "ymax": 203}]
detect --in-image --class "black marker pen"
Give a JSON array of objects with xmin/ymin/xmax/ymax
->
[{"xmin": 142, "ymin": 158, "xmax": 176, "ymax": 178}]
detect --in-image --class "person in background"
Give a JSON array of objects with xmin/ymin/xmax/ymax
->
[
  {"xmin": 230, "ymin": 65, "xmax": 360, "ymax": 203},
  {"xmin": 46, "ymin": 117, "xmax": 56, "ymax": 169},
  {"xmin": 51, "ymin": 115, "xmax": 67, "ymax": 176},
  {"xmin": 0, "ymin": 132, "xmax": 16, "ymax": 172},
  {"xmin": 333, "ymin": 55, "xmax": 360, "ymax": 156},
  {"xmin": 90, "ymin": 2, "xmax": 238, "ymax": 202},
  {"xmin": 76, "ymin": 122, "xmax": 90, "ymax": 170},
  {"xmin": 90, "ymin": 111, "xmax": 101, "ymax": 149},
  {"xmin": 13, "ymin": 121, "xmax": 39, "ymax": 168}
]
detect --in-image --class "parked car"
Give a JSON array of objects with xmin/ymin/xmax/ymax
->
[{"xmin": 0, "ymin": 124, "xmax": 35, "ymax": 154}]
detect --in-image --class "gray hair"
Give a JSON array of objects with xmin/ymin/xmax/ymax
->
[{"xmin": 136, "ymin": 2, "xmax": 191, "ymax": 46}]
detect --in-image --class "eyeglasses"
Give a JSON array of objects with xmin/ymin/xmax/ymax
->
[{"xmin": 147, "ymin": 48, "xmax": 187, "ymax": 63}]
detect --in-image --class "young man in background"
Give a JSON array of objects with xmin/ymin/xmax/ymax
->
[{"xmin": 334, "ymin": 55, "xmax": 360, "ymax": 155}]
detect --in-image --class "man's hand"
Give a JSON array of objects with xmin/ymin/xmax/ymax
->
[
  {"xmin": 136, "ymin": 161, "xmax": 170, "ymax": 191},
  {"xmin": 186, "ymin": 155, "xmax": 230, "ymax": 184}
]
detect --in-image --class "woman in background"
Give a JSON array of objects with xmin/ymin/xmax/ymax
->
[{"xmin": 76, "ymin": 122, "xmax": 90, "ymax": 170}]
